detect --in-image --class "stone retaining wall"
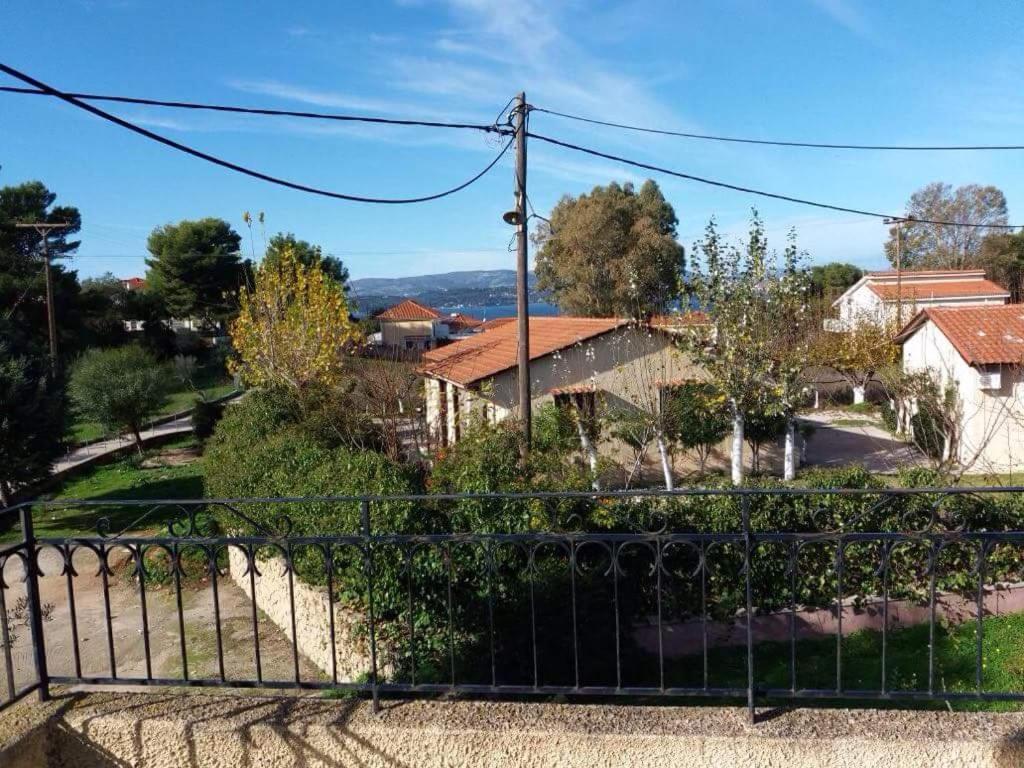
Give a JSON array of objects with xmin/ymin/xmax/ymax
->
[
  {"xmin": 227, "ymin": 548, "xmax": 372, "ymax": 682},
  {"xmin": 3, "ymin": 692, "xmax": 1024, "ymax": 767}
]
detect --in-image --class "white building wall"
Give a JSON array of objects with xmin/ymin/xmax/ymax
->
[
  {"xmin": 902, "ymin": 320, "xmax": 1024, "ymax": 473},
  {"xmin": 838, "ymin": 284, "xmax": 886, "ymax": 325}
]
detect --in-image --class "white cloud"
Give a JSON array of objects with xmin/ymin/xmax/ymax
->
[{"xmin": 807, "ymin": 0, "xmax": 878, "ymax": 42}]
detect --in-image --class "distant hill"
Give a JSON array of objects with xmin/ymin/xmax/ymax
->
[
  {"xmin": 349, "ymin": 269, "xmax": 535, "ymax": 296},
  {"xmin": 350, "ymin": 269, "xmax": 542, "ymax": 313}
]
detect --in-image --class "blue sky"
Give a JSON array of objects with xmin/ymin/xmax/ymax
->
[{"xmin": 2, "ymin": 0, "xmax": 1023, "ymax": 281}]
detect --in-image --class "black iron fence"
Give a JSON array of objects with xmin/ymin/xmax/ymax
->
[{"xmin": 2, "ymin": 488, "xmax": 1024, "ymax": 721}]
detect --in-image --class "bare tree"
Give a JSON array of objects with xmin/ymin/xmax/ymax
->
[{"xmin": 885, "ymin": 182, "xmax": 1008, "ymax": 269}]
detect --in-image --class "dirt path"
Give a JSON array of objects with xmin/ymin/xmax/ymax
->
[{"xmin": 1, "ymin": 545, "xmax": 322, "ymax": 696}]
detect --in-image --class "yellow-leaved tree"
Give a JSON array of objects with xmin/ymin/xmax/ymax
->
[{"xmin": 229, "ymin": 245, "xmax": 362, "ymax": 391}]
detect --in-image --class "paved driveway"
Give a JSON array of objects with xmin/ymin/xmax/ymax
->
[{"xmin": 801, "ymin": 411, "xmax": 926, "ymax": 473}]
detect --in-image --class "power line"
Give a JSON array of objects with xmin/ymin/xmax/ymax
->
[
  {"xmin": 527, "ymin": 131, "xmax": 1022, "ymax": 229},
  {"xmin": 532, "ymin": 106, "xmax": 1024, "ymax": 152},
  {"xmin": 0, "ymin": 84, "xmax": 511, "ymax": 134},
  {"xmin": 0, "ymin": 62, "xmax": 515, "ymax": 204},
  {"xmin": 64, "ymin": 248, "xmax": 510, "ymax": 258}
]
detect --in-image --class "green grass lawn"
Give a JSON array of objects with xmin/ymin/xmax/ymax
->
[
  {"xmin": 658, "ymin": 611, "xmax": 1024, "ymax": 711},
  {"xmin": 16, "ymin": 436, "xmax": 206, "ymax": 539},
  {"xmin": 68, "ymin": 375, "xmax": 236, "ymax": 444}
]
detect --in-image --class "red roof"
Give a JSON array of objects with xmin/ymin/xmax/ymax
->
[
  {"xmin": 866, "ymin": 269, "xmax": 987, "ymax": 278},
  {"xmin": 122, "ymin": 277, "xmax": 146, "ymax": 290},
  {"xmin": 444, "ymin": 313, "xmax": 483, "ymax": 334},
  {"xmin": 477, "ymin": 317, "xmax": 515, "ymax": 332},
  {"xmin": 377, "ymin": 298, "xmax": 441, "ymax": 321},
  {"xmin": 650, "ymin": 311, "xmax": 710, "ymax": 329},
  {"xmin": 895, "ymin": 305, "xmax": 1024, "ymax": 365},
  {"xmin": 419, "ymin": 316, "xmax": 627, "ymax": 386},
  {"xmin": 868, "ymin": 279, "xmax": 1008, "ymax": 301}
]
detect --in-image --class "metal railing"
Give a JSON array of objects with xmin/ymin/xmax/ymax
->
[{"xmin": 2, "ymin": 487, "xmax": 1024, "ymax": 721}]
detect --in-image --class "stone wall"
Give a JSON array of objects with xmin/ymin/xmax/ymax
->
[
  {"xmin": 227, "ymin": 547, "xmax": 373, "ymax": 682},
  {"xmin": 4, "ymin": 692, "xmax": 1024, "ymax": 767}
]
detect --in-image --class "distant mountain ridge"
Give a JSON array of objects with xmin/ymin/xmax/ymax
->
[
  {"xmin": 350, "ymin": 269, "xmax": 542, "ymax": 313},
  {"xmin": 349, "ymin": 269, "xmax": 535, "ymax": 297}
]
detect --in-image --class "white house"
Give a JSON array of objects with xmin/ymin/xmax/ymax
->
[
  {"xmin": 830, "ymin": 269, "xmax": 1009, "ymax": 329},
  {"xmin": 895, "ymin": 305, "xmax": 1024, "ymax": 473}
]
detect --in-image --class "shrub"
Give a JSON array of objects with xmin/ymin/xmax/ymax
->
[
  {"xmin": 429, "ymin": 420, "xmax": 594, "ymax": 532},
  {"xmin": 910, "ymin": 402, "xmax": 946, "ymax": 459},
  {"xmin": 191, "ymin": 397, "xmax": 225, "ymax": 441},
  {"xmin": 880, "ymin": 398, "xmax": 897, "ymax": 433},
  {"xmin": 69, "ymin": 345, "xmax": 169, "ymax": 451}
]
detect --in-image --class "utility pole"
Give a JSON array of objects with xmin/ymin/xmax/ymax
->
[
  {"xmin": 16, "ymin": 221, "xmax": 68, "ymax": 376},
  {"xmin": 508, "ymin": 92, "xmax": 531, "ymax": 452},
  {"xmin": 883, "ymin": 217, "xmax": 912, "ymax": 328}
]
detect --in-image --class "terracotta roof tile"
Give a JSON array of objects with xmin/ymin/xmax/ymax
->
[
  {"xmin": 650, "ymin": 311, "xmax": 710, "ymax": 329},
  {"xmin": 419, "ymin": 316, "xmax": 627, "ymax": 386},
  {"xmin": 444, "ymin": 313, "xmax": 482, "ymax": 334},
  {"xmin": 476, "ymin": 317, "xmax": 515, "ymax": 332},
  {"xmin": 866, "ymin": 268, "xmax": 987, "ymax": 278},
  {"xmin": 896, "ymin": 305, "xmax": 1024, "ymax": 365},
  {"xmin": 377, "ymin": 298, "xmax": 442, "ymax": 321},
  {"xmin": 868, "ymin": 279, "xmax": 1009, "ymax": 301}
]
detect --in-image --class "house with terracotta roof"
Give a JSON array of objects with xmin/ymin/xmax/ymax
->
[
  {"xmin": 895, "ymin": 305, "xmax": 1024, "ymax": 472},
  {"xmin": 831, "ymin": 269, "xmax": 1009, "ymax": 330},
  {"xmin": 374, "ymin": 299, "xmax": 482, "ymax": 350},
  {"xmin": 418, "ymin": 315, "xmax": 701, "ymax": 447}
]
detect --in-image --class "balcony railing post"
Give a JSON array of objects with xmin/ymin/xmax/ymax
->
[
  {"xmin": 20, "ymin": 506, "xmax": 49, "ymax": 702},
  {"xmin": 361, "ymin": 499, "xmax": 380, "ymax": 713},
  {"xmin": 742, "ymin": 494, "xmax": 755, "ymax": 724}
]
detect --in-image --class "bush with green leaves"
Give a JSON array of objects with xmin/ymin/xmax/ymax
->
[
  {"xmin": 190, "ymin": 397, "xmax": 225, "ymax": 441},
  {"xmin": 68, "ymin": 344, "xmax": 169, "ymax": 451},
  {"xmin": 667, "ymin": 382, "xmax": 730, "ymax": 474}
]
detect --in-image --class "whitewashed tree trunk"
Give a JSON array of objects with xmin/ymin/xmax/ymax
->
[
  {"xmin": 783, "ymin": 418, "xmax": 797, "ymax": 481},
  {"xmin": 852, "ymin": 385, "xmax": 866, "ymax": 405},
  {"xmin": 731, "ymin": 405, "xmax": 744, "ymax": 486},
  {"xmin": 575, "ymin": 417, "xmax": 601, "ymax": 491},
  {"xmin": 942, "ymin": 431, "xmax": 954, "ymax": 466},
  {"xmin": 813, "ymin": 389, "xmax": 820, "ymax": 410},
  {"xmin": 656, "ymin": 432, "xmax": 674, "ymax": 491}
]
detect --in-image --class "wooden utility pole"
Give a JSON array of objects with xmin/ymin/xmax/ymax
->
[
  {"xmin": 16, "ymin": 221, "xmax": 68, "ymax": 376},
  {"xmin": 512, "ymin": 92, "xmax": 531, "ymax": 451},
  {"xmin": 884, "ymin": 217, "xmax": 911, "ymax": 327}
]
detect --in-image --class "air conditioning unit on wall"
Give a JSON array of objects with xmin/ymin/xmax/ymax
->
[{"xmin": 977, "ymin": 369, "xmax": 1002, "ymax": 390}]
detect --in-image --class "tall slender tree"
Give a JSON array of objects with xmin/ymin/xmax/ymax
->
[{"xmin": 682, "ymin": 212, "xmax": 810, "ymax": 484}]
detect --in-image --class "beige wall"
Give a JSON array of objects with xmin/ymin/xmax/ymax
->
[
  {"xmin": 424, "ymin": 327, "xmax": 703, "ymax": 456},
  {"xmin": 7, "ymin": 693, "xmax": 1024, "ymax": 768},
  {"xmin": 902, "ymin": 319, "xmax": 1024, "ymax": 473},
  {"xmin": 381, "ymin": 319, "xmax": 436, "ymax": 348}
]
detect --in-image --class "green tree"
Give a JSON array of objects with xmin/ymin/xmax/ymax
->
[
  {"xmin": 885, "ymin": 182, "xmax": 1008, "ymax": 269},
  {"xmin": 0, "ymin": 181, "xmax": 84, "ymax": 361},
  {"xmin": 669, "ymin": 382, "xmax": 730, "ymax": 475},
  {"xmin": 0, "ymin": 345, "xmax": 63, "ymax": 506},
  {"xmin": 978, "ymin": 230, "xmax": 1024, "ymax": 300},
  {"xmin": 263, "ymin": 233, "xmax": 350, "ymax": 290},
  {"xmin": 145, "ymin": 218, "xmax": 249, "ymax": 325},
  {"xmin": 682, "ymin": 212, "xmax": 810, "ymax": 485},
  {"xmin": 534, "ymin": 180, "xmax": 684, "ymax": 317},
  {"xmin": 69, "ymin": 345, "xmax": 169, "ymax": 451},
  {"xmin": 809, "ymin": 262, "xmax": 863, "ymax": 298},
  {"xmin": 743, "ymin": 408, "xmax": 787, "ymax": 475},
  {"xmin": 78, "ymin": 272, "xmax": 131, "ymax": 346}
]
